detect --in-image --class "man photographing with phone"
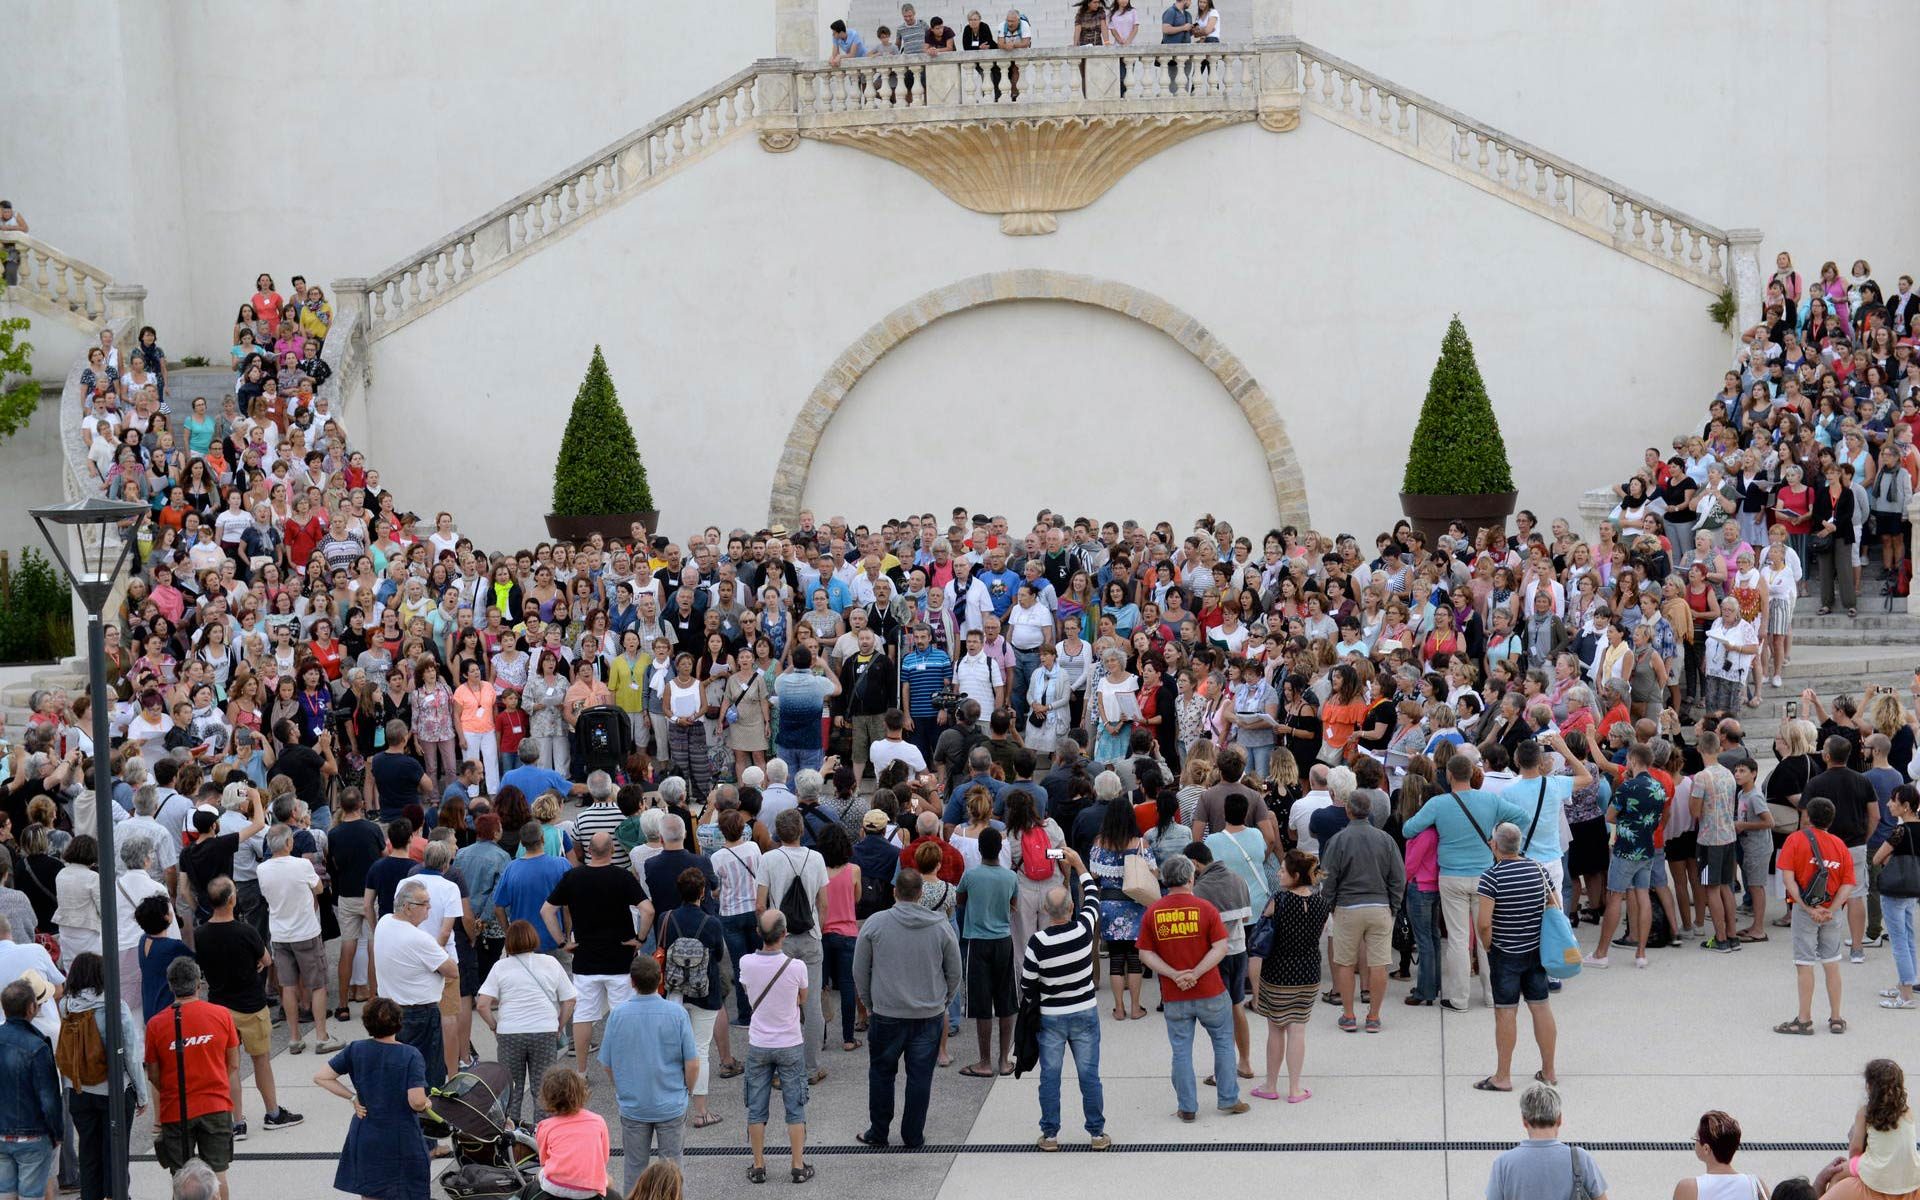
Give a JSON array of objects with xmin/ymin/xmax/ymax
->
[{"xmin": 1017, "ymin": 845, "xmax": 1110, "ymax": 1151}]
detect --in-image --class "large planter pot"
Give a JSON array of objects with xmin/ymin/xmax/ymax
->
[
  {"xmin": 1398, "ymin": 491, "xmax": 1517, "ymax": 547},
  {"xmin": 543, "ymin": 510, "xmax": 659, "ymax": 546}
]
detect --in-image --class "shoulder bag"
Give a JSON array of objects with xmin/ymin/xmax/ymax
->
[
  {"xmin": 1535, "ymin": 862, "xmax": 1582, "ymax": 980},
  {"xmin": 1121, "ymin": 844, "xmax": 1161, "ymax": 907},
  {"xmin": 1222, "ymin": 833, "xmax": 1274, "ymax": 957},
  {"xmin": 1522, "ymin": 778, "xmax": 1549, "ymax": 852},
  {"xmin": 1881, "ymin": 827, "xmax": 1920, "ymax": 899}
]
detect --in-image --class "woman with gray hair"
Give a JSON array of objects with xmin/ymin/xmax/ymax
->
[
  {"xmin": 1090, "ymin": 647, "xmax": 1139, "ymax": 764},
  {"xmin": 113, "ymin": 834, "xmax": 174, "ymax": 1012}
]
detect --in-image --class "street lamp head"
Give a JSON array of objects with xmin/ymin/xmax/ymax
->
[{"xmin": 30, "ymin": 497, "xmax": 148, "ymax": 616}]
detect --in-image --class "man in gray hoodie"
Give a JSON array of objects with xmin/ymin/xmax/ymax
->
[{"xmin": 851, "ymin": 869, "xmax": 962, "ymax": 1149}]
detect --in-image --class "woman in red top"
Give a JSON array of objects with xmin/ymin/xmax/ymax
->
[
  {"xmin": 251, "ymin": 274, "xmax": 284, "ymax": 331},
  {"xmin": 1772, "ymin": 462, "xmax": 1814, "ymax": 583},
  {"xmin": 308, "ymin": 618, "xmax": 344, "ymax": 681},
  {"xmin": 1418, "ymin": 601, "xmax": 1462, "ymax": 667},
  {"xmin": 283, "ymin": 496, "xmax": 324, "ymax": 572}
]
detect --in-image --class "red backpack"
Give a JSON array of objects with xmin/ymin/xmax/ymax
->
[{"xmin": 1020, "ymin": 825, "xmax": 1054, "ymax": 881}]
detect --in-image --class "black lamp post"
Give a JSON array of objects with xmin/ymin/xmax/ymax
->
[{"xmin": 31, "ymin": 495, "xmax": 148, "ymax": 1200}]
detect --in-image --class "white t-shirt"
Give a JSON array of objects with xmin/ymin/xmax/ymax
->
[
  {"xmin": 113, "ymin": 866, "xmax": 177, "ymax": 945},
  {"xmin": 373, "ymin": 913, "xmax": 452, "ymax": 1005},
  {"xmin": 1289, "ymin": 792, "xmax": 1332, "ymax": 855},
  {"xmin": 256, "ymin": 854, "xmax": 321, "ymax": 943},
  {"xmin": 869, "ymin": 738, "xmax": 927, "ymax": 776},
  {"xmin": 0, "ymin": 941, "xmax": 64, "ymax": 1042},
  {"xmin": 415, "ymin": 871, "xmax": 466, "ymax": 962},
  {"xmin": 759, "ymin": 845, "xmax": 828, "ymax": 933},
  {"xmin": 477, "ymin": 952, "xmax": 577, "ymax": 1035}
]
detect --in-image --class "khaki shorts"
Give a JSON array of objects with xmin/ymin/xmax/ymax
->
[
  {"xmin": 231, "ymin": 1007, "xmax": 272, "ymax": 1058},
  {"xmin": 271, "ymin": 936, "xmax": 327, "ymax": 990},
  {"xmin": 1329, "ymin": 905, "xmax": 1393, "ymax": 966},
  {"xmin": 336, "ymin": 894, "xmax": 369, "ymax": 942},
  {"xmin": 154, "ymin": 1111, "xmax": 233, "ymax": 1174},
  {"xmin": 438, "ymin": 971, "xmax": 461, "ymax": 1017}
]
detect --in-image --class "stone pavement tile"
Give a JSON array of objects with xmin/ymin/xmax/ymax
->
[{"xmin": 935, "ymin": 1150, "xmax": 1451, "ymax": 1200}]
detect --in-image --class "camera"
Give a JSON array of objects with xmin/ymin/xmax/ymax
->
[{"xmin": 930, "ymin": 687, "xmax": 963, "ymax": 713}]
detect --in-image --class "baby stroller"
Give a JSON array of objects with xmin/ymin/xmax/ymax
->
[
  {"xmin": 424, "ymin": 1063, "xmax": 540, "ymax": 1199},
  {"xmin": 575, "ymin": 704, "xmax": 633, "ymax": 779}
]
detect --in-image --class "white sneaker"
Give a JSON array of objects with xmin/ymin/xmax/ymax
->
[
  {"xmin": 1634, "ymin": 956, "xmax": 1649, "ymax": 969},
  {"xmin": 1772, "ymin": 675, "xmax": 1783, "ymax": 687},
  {"xmin": 1583, "ymin": 955, "xmax": 1610, "ymax": 969}
]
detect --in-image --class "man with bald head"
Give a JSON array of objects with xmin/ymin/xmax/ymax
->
[{"xmin": 543, "ymin": 831, "xmax": 647, "ymax": 1072}]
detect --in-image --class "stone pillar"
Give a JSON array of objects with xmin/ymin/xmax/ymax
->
[
  {"xmin": 102, "ymin": 284, "xmax": 145, "ymax": 331},
  {"xmin": 1726, "ymin": 228, "xmax": 1764, "ymax": 339},
  {"xmin": 331, "ymin": 277, "xmax": 370, "ymax": 333},
  {"xmin": 1251, "ymin": 0, "xmax": 1295, "ymax": 39},
  {"xmin": 1255, "ymin": 40, "xmax": 1302, "ymax": 133},
  {"xmin": 1577, "ymin": 486, "xmax": 1618, "ymax": 545},
  {"xmin": 755, "ymin": 59, "xmax": 801, "ymax": 153},
  {"xmin": 775, "ymin": 0, "xmax": 819, "ymax": 61}
]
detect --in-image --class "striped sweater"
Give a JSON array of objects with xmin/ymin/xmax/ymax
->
[{"xmin": 1020, "ymin": 872, "xmax": 1100, "ymax": 1015}]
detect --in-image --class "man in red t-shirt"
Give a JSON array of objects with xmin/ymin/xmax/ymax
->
[
  {"xmin": 1774, "ymin": 796, "xmax": 1857, "ymax": 1035},
  {"xmin": 144, "ymin": 957, "xmax": 242, "ymax": 1197},
  {"xmin": 1136, "ymin": 856, "xmax": 1247, "ymax": 1121}
]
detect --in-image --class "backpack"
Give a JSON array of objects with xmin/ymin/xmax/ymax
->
[
  {"xmin": 56, "ymin": 1004, "xmax": 109, "ymax": 1088},
  {"xmin": 856, "ymin": 858, "xmax": 896, "ymax": 919},
  {"xmin": 776, "ymin": 849, "xmax": 816, "ymax": 936},
  {"xmin": 798, "ymin": 804, "xmax": 837, "ymax": 850},
  {"xmin": 1020, "ymin": 825, "xmax": 1055, "ymax": 881},
  {"xmin": 1799, "ymin": 829, "xmax": 1833, "ymax": 907},
  {"xmin": 661, "ymin": 911, "xmax": 714, "ymax": 1001}
]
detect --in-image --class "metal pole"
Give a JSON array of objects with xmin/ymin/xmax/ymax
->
[{"xmin": 87, "ymin": 609, "xmax": 129, "ymax": 1200}]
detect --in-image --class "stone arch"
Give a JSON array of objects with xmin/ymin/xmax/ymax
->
[{"xmin": 767, "ymin": 270, "xmax": 1309, "ymax": 528}]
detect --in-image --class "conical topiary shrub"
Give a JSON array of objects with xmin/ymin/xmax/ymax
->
[
  {"xmin": 1399, "ymin": 316, "xmax": 1516, "ymax": 542},
  {"xmin": 550, "ymin": 345, "xmax": 653, "ymax": 519}
]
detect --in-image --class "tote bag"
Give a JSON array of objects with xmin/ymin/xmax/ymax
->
[
  {"xmin": 1536, "ymin": 863, "xmax": 1582, "ymax": 980},
  {"xmin": 1121, "ymin": 847, "xmax": 1161, "ymax": 907}
]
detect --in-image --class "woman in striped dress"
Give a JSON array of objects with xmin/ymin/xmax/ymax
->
[{"xmin": 1252, "ymin": 850, "xmax": 1329, "ymax": 1103}]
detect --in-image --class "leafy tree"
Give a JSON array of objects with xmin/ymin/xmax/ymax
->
[
  {"xmin": 0, "ymin": 548, "xmax": 73, "ymax": 662},
  {"xmin": 550, "ymin": 345, "xmax": 653, "ymax": 516},
  {"xmin": 1401, "ymin": 315, "xmax": 1515, "ymax": 495},
  {"xmin": 0, "ymin": 278, "xmax": 37, "ymax": 441}
]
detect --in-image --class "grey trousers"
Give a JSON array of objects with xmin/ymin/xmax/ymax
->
[
  {"xmin": 496, "ymin": 1030, "xmax": 556, "ymax": 1126},
  {"xmin": 786, "ymin": 931, "xmax": 826, "ymax": 1070},
  {"xmin": 621, "ymin": 1113, "xmax": 685, "ymax": 1194}
]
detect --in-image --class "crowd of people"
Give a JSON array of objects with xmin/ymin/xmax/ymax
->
[{"xmin": 6, "ymin": 243, "xmax": 1919, "ymax": 1200}]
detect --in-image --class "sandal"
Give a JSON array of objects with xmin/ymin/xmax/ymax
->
[
  {"xmin": 958, "ymin": 1065, "xmax": 997, "ymax": 1078},
  {"xmin": 1773, "ymin": 1018, "xmax": 1814, "ymax": 1035},
  {"xmin": 1533, "ymin": 1070, "xmax": 1558, "ymax": 1085},
  {"xmin": 1251, "ymin": 1087, "xmax": 1281, "ymax": 1101},
  {"xmin": 842, "ymin": 1040, "xmax": 863, "ymax": 1052},
  {"xmin": 747, "ymin": 1166, "xmax": 767, "ymax": 1185},
  {"xmin": 331, "ymin": 1006, "xmax": 350, "ymax": 1023},
  {"xmin": 691, "ymin": 1113, "xmax": 724, "ymax": 1129},
  {"xmin": 1818, "ymin": 607, "xmax": 1832, "ymax": 616},
  {"xmin": 718, "ymin": 1060, "xmax": 745, "ymax": 1079},
  {"xmin": 1735, "ymin": 932, "xmax": 1768, "ymax": 943},
  {"xmin": 1880, "ymin": 998, "xmax": 1916, "ymax": 1010},
  {"xmin": 791, "ymin": 1164, "xmax": 815, "ymax": 1184},
  {"xmin": 1829, "ymin": 1017, "xmax": 1848, "ymax": 1034},
  {"xmin": 1472, "ymin": 1077, "xmax": 1512, "ymax": 1092}
]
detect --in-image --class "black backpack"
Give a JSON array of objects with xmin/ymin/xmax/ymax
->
[
  {"xmin": 439, "ymin": 1163, "xmax": 526, "ymax": 1200},
  {"xmin": 856, "ymin": 860, "xmax": 895, "ymax": 919},
  {"xmin": 776, "ymin": 849, "xmax": 816, "ymax": 936}
]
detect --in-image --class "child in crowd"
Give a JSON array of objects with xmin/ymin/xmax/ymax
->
[
  {"xmin": 1731, "ymin": 759, "xmax": 1773, "ymax": 939},
  {"xmin": 533, "ymin": 1066, "xmax": 611, "ymax": 1200}
]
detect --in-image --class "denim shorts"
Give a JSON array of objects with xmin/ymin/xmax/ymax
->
[
  {"xmin": 0, "ymin": 1136, "xmax": 53, "ymax": 1196},
  {"xmin": 1487, "ymin": 945, "xmax": 1549, "ymax": 1009},
  {"xmin": 744, "ymin": 1042, "xmax": 808, "ymax": 1126},
  {"xmin": 1607, "ymin": 853, "xmax": 1653, "ymax": 892}
]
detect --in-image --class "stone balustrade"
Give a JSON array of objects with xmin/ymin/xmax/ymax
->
[
  {"xmin": 349, "ymin": 39, "xmax": 1744, "ymax": 333},
  {"xmin": 0, "ymin": 233, "xmax": 118, "ymax": 326},
  {"xmin": 1291, "ymin": 46, "xmax": 1733, "ymax": 295}
]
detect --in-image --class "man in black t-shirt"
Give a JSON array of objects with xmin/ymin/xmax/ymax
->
[
  {"xmin": 367, "ymin": 721, "xmax": 427, "ymax": 822},
  {"xmin": 267, "ymin": 722, "xmax": 337, "ymax": 819},
  {"xmin": 195, "ymin": 876, "xmax": 300, "ymax": 1136},
  {"xmin": 325, "ymin": 788, "xmax": 388, "ymax": 1013},
  {"xmin": 179, "ymin": 787, "xmax": 267, "ymax": 921},
  {"xmin": 541, "ymin": 832, "xmax": 645, "ymax": 1070},
  {"xmin": 1802, "ymin": 733, "xmax": 1880, "ymax": 962},
  {"xmin": 364, "ymin": 820, "xmax": 419, "ymax": 917}
]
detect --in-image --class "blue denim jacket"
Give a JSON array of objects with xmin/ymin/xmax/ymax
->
[{"xmin": 0, "ymin": 1020, "xmax": 62, "ymax": 1140}]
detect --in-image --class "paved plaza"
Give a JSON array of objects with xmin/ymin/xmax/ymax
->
[{"xmin": 127, "ymin": 906, "xmax": 1891, "ymax": 1200}]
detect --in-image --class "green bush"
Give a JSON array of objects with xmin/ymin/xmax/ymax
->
[
  {"xmin": 0, "ymin": 276, "xmax": 38, "ymax": 442},
  {"xmin": 550, "ymin": 345, "xmax": 654, "ymax": 517},
  {"xmin": 0, "ymin": 548, "xmax": 74, "ymax": 663},
  {"xmin": 1401, "ymin": 315, "xmax": 1515, "ymax": 496}
]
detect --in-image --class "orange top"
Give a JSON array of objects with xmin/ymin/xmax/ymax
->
[
  {"xmin": 1320, "ymin": 698, "xmax": 1369, "ymax": 749},
  {"xmin": 454, "ymin": 681, "xmax": 497, "ymax": 734}
]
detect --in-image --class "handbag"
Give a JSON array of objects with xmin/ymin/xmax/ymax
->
[
  {"xmin": 1315, "ymin": 742, "xmax": 1343, "ymax": 766},
  {"xmin": 1881, "ymin": 829, "xmax": 1920, "ymax": 898},
  {"xmin": 1536, "ymin": 864, "xmax": 1582, "ymax": 980},
  {"xmin": 1121, "ymin": 847, "xmax": 1161, "ymax": 907}
]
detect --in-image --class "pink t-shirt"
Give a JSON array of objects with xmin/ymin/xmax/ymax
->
[
  {"xmin": 535, "ymin": 1108, "xmax": 610, "ymax": 1194},
  {"xmin": 738, "ymin": 950, "xmax": 806, "ymax": 1048}
]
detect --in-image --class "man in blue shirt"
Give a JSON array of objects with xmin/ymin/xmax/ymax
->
[
  {"xmin": 498, "ymin": 742, "xmax": 586, "ymax": 801},
  {"xmin": 1498, "ymin": 733, "xmax": 1591, "ymax": 898},
  {"xmin": 773, "ymin": 647, "xmax": 840, "ymax": 774},
  {"xmin": 829, "ymin": 18, "xmax": 866, "ymax": 64},
  {"xmin": 490, "ymin": 824, "xmax": 571, "ymax": 950},
  {"xmin": 942, "ymin": 746, "xmax": 1009, "ymax": 827},
  {"xmin": 974, "ymin": 548, "xmax": 1021, "ymax": 620},
  {"xmin": 898, "ymin": 623, "xmax": 953, "ymax": 764},
  {"xmin": 1160, "ymin": 0, "xmax": 1194, "ymax": 92},
  {"xmin": 599, "ymin": 955, "xmax": 698, "ymax": 1194}
]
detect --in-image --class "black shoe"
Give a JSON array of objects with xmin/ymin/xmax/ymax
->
[
  {"xmin": 264, "ymin": 1107, "xmax": 304, "ymax": 1131},
  {"xmin": 1439, "ymin": 1000, "xmax": 1470, "ymax": 1012},
  {"xmin": 232, "ymin": 1119, "xmax": 248, "ymax": 1142},
  {"xmin": 854, "ymin": 1130, "xmax": 888, "ymax": 1149},
  {"xmin": 1612, "ymin": 934, "xmax": 1635, "ymax": 948}
]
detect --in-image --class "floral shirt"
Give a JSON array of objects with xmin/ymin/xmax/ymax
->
[
  {"xmin": 413, "ymin": 682, "xmax": 456, "ymax": 743},
  {"xmin": 524, "ymin": 677, "xmax": 570, "ymax": 739}
]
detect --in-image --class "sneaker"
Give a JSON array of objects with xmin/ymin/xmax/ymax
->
[
  {"xmin": 1882, "ymin": 998, "xmax": 1917, "ymax": 1010},
  {"xmin": 316, "ymin": 1037, "xmax": 344, "ymax": 1053},
  {"xmin": 1089, "ymin": 1134, "xmax": 1112, "ymax": 1151},
  {"xmin": 1851, "ymin": 950, "xmax": 1866, "ymax": 964},
  {"xmin": 287, "ymin": 1038, "xmax": 307, "ymax": 1055},
  {"xmin": 232, "ymin": 1120, "xmax": 248, "ymax": 1142},
  {"xmin": 263, "ymin": 1108, "xmax": 304, "ymax": 1131},
  {"xmin": 1634, "ymin": 956, "xmax": 1648, "ymax": 969},
  {"xmin": 1863, "ymin": 935, "xmax": 1886, "ymax": 948},
  {"xmin": 1713, "ymin": 941, "xmax": 1738, "ymax": 954},
  {"xmin": 1220, "ymin": 1101, "xmax": 1250, "ymax": 1115},
  {"xmin": 1583, "ymin": 955, "xmax": 1610, "ymax": 969},
  {"xmin": 1036, "ymin": 1135, "xmax": 1059, "ymax": 1152}
]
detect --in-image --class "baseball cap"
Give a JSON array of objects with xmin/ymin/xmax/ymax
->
[{"xmin": 862, "ymin": 810, "xmax": 890, "ymax": 832}]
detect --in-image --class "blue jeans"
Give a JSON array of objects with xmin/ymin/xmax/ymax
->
[
  {"xmin": 1407, "ymin": 885, "xmax": 1440, "ymax": 1002},
  {"xmin": 1243, "ymin": 742, "xmax": 1274, "ymax": 779},
  {"xmin": 744, "ymin": 1043, "xmax": 808, "ymax": 1127},
  {"xmin": 821, "ymin": 931, "xmax": 859, "ymax": 1044},
  {"xmin": 947, "ymin": 914, "xmax": 966, "ymax": 1030},
  {"xmin": 1886, "ymin": 895, "xmax": 1919, "ymax": 988},
  {"xmin": 1037, "ymin": 1009, "xmax": 1104, "ymax": 1137},
  {"xmin": 865, "ymin": 1013, "xmax": 941, "ymax": 1147},
  {"xmin": 721, "ymin": 912, "xmax": 761, "ymax": 1021},
  {"xmin": 400, "ymin": 1002, "xmax": 447, "ymax": 1089},
  {"xmin": 309, "ymin": 803, "xmax": 332, "ymax": 832},
  {"xmin": 1164, "ymin": 992, "xmax": 1238, "ymax": 1112},
  {"xmin": 0, "ymin": 1136, "xmax": 53, "ymax": 1196},
  {"xmin": 777, "ymin": 747, "xmax": 824, "ymax": 774},
  {"xmin": 1011, "ymin": 649, "xmax": 1039, "ymax": 721}
]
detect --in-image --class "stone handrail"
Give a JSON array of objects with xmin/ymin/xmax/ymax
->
[
  {"xmin": 1289, "ymin": 45, "xmax": 1732, "ymax": 294},
  {"xmin": 353, "ymin": 39, "xmax": 1741, "ymax": 334},
  {"xmin": 0, "ymin": 232, "xmax": 118, "ymax": 327},
  {"xmin": 357, "ymin": 65, "xmax": 767, "ymax": 338}
]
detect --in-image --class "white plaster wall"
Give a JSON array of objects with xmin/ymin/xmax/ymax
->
[
  {"xmin": 365, "ymin": 115, "xmax": 1724, "ymax": 549},
  {"xmin": 799, "ymin": 301, "xmax": 1284, "ymax": 532},
  {"xmin": 1303, "ymin": 1, "xmax": 1920, "ymax": 278}
]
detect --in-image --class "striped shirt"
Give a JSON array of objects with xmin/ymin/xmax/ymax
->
[
  {"xmin": 896, "ymin": 18, "xmax": 928, "ymax": 54},
  {"xmin": 900, "ymin": 647, "xmax": 953, "ymax": 716},
  {"xmin": 571, "ymin": 802, "xmax": 629, "ymax": 870},
  {"xmin": 1475, "ymin": 857, "xmax": 1549, "ymax": 955},
  {"xmin": 1021, "ymin": 872, "xmax": 1100, "ymax": 1015}
]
